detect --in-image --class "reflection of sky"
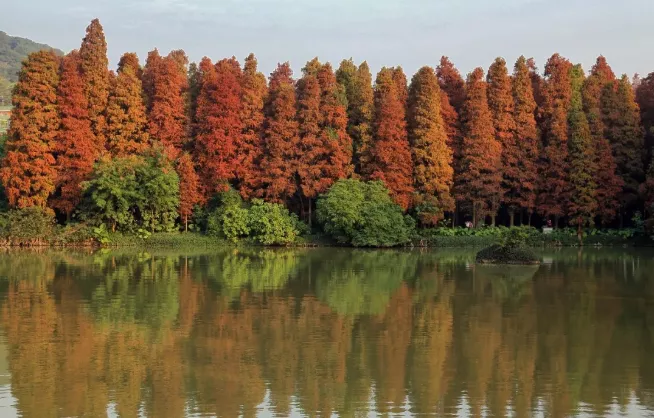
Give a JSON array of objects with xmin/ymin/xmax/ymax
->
[{"xmin": 1, "ymin": 0, "xmax": 652, "ymax": 78}]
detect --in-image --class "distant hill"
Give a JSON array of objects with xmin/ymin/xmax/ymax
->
[{"xmin": 0, "ymin": 31, "xmax": 63, "ymax": 83}]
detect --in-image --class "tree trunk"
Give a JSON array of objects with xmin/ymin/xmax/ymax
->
[
  {"xmin": 308, "ymin": 202, "xmax": 312, "ymax": 229},
  {"xmin": 577, "ymin": 221, "xmax": 584, "ymax": 246},
  {"xmin": 554, "ymin": 215, "xmax": 560, "ymax": 229},
  {"xmin": 472, "ymin": 204, "xmax": 477, "ymax": 228},
  {"xmin": 509, "ymin": 211, "xmax": 515, "ymax": 227},
  {"xmin": 185, "ymin": 215, "xmax": 188, "ymax": 232},
  {"xmin": 491, "ymin": 214, "xmax": 496, "ymax": 227},
  {"xmin": 528, "ymin": 212, "xmax": 533, "ymax": 226}
]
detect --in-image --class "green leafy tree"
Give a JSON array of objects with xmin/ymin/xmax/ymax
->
[
  {"xmin": 247, "ymin": 199, "xmax": 304, "ymax": 245},
  {"xmin": 316, "ymin": 179, "xmax": 415, "ymax": 247},
  {"xmin": 567, "ymin": 65, "xmax": 597, "ymax": 235},
  {"xmin": 82, "ymin": 151, "xmax": 179, "ymax": 232}
]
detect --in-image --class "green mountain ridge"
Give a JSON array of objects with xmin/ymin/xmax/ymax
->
[{"xmin": 0, "ymin": 30, "xmax": 63, "ymax": 83}]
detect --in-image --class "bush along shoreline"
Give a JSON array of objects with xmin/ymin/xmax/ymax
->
[{"xmin": 0, "ymin": 179, "xmax": 651, "ymax": 249}]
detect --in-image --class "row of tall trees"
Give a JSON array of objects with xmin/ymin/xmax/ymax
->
[{"xmin": 1, "ymin": 18, "xmax": 653, "ymax": 229}]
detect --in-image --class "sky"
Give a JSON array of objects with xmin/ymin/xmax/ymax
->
[{"xmin": 1, "ymin": 0, "xmax": 653, "ymax": 79}]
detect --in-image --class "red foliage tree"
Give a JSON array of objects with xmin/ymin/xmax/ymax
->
[
  {"xmin": 145, "ymin": 50, "xmax": 189, "ymax": 157},
  {"xmin": 257, "ymin": 63, "xmax": 300, "ymax": 204},
  {"xmin": 79, "ymin": 19, "xmax": 110, "ymax": 148},
  {"xmin": 582, "ymin": 56, "xmax": 622, "ymax": 224},
  {"xmin": 511, "ymin": 56, "xmax": 540, "ymax": 224},
  {"xmin": 408, "ymin": 66, "xmax": 455, "ymax": 225},
  {"xmin": 177, "ymin": 152, "xmax": 202, "ymax": 231},
  {"xmin": 368, "ymin": 67, "xmax": 414, "ymax": 210},
  {"xmin": 536, "ymin": 54, "xmax": 573, "ymax": 225},
  {"xmin": 487, "ymin": 57, "xmax": 516, "ymax": 224},
  {"xmin": 106, "ymin": 53, "xmax": 150, "ymax": 156},
  {"xmin": 297, "ymin": 62, "xmax": 352, "ymax": 221},
  {"xmin": 237, "ymin": 54, "xmax": 267, "ymax": 199},
  {"xmin": 457, "ymin": 68, "xmax": 501, "ymax": 226},
  {"xmin": 194, "ymin": 57, "xmax": 243, "ymax": 197},
  {"xmin": 436, "ymin": 56, "xmax": 466, "ymax": 114},
  {"xmin": 0, "ymin": 51, "xmax": 60, "ymax": 208},
  {"xmin": 51, "ymin": 51, "xmax": 97, "ymax": 216}
]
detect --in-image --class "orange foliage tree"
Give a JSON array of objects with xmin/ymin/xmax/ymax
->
[
  {"xmin": 0, "ymin": 51, "xmax": 60, "ymax": 208},
  {"xmin": 79, "ymin": 19, "xmax": 110, "ymax": 148},
  {"xmin": 257, "ymin": 63, "xmax": 300, "ymax": 203},
  {"xmin": 106, "ymin": 53, "xmax": 149, "ymax": 156},
  {"xmin": 237, "ymin": 53, "xmax": 267, "ymax": 199},
  {"xmin": 457, "ymin": 68, "xmax": 501, "ymax": 226},
  {"xmin": 511, "ymin": 56, "xmax": 540, "ymax": 224},
  {"xmin": 145, "ymin": 50, "xmax": 190, "ymax": 156},
  {"xmin": 177, "ymin": 152, "xmax": 202, "ymax": 231},
  {"xmin": 51, "ymin": 51, "xmax": 98, "ymax": 216},
  {"xmin": 194, "ymin": 57, "xmax": 243, "ymax": 197},
  {"xmin": 582, "ymin": 56, "xmax": 622, "ymax": 224},
  {"xmin": 487, "ymin": 58, "xmax": 516, "ymax": 224},
  {"xmin": 368, "ymin": 67, "xmax": 414, "ymax": 210},
  {"xmin": 407, "ymin": 66, "xmax": 454, "ymax": 224},
  {"xmin": 537, "ymin": 54, "xmax": 573, "ymax": 225}
]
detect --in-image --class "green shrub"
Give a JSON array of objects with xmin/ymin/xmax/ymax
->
[
  {"xmin": 222, "ymin": 206, "xmax": 250, "ymax": 242},
  {"xmin": 248, "ymin": 199, "xmax": 304, "ymax": 245},
  {"xmin": 316, "ymin": 179, "xmax": 415, "ymax": 247},
  {"xmin": 0, "ymin": 207, "xmax": 55, "ymax": 244}
]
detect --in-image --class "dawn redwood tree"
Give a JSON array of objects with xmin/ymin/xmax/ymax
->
[
  {"xmin": 257, "ymin": 63, "xmax": 300, "ymax": 204},
  {"xmin": 511, "ymin": 56, "xmax": 540, "ymax": 225},
  {"xmin": 51, "ymin": 51, "xmax": 98, "ymax": 216},
  {"xmin": 142, "ymin": 49, "xmax": 162, "ymax": 111},
  {"xmin": 0, "ymin": 51, "xmax": 60, "ymax": 208},
  {"xmin": 194, "ymin": 57, "xmax": 243, "ymax": 197},
  {"xmin": 436, "ymin": 56, "xmax": 466, "ymax": 114},
  {"xmin": 79, "ymin": 19, "xmax": 110, "ymax": 147},
  {"xmin": 537, "ymin": 54, "xmax": 573, "ymax": 226},
  {"xmin": 567, "ymin": 65, "xmax": 597, "ymax": 236},
  {"xmin": 368, "ymin": 67, "xmax": 414, "ymax": 210},
  {"xmin": 336, "ymin": 59, "xmax": 374, "ymax": 175},
  {"xmin": 487, "ymin": 57, "xmax": 516, "ymax": 225},
  {"xmin": 106, "ymin": 53, "xmax": 150, "ymax": 156},
  {"xmin": 177, "ymin": 152, "xmax": 202, "ymax": 231},
  {"xmin": 296, "ymin": 61, "xmax": 322, "ymax": 215},
  {"xmin": 642, "ymin": 158, "xmax": 654, "ymax": 212},
  {"xmin": 393, "ymin": 67, "xmax": 409, "ymax": 111},
  {"xmin": 145, "ymin": 50, "xmax": 189, "ymax": 156},
  {"xmin": 582, "ymin": 56, "xmax": 622, "ymax": 224},
  {"xmin": 635, "ymin": 72, "xmax": 654, "ymax": 162},
  {"xmin": 602, "ymin": 75, "xmax": 645, "ymax": 221},
  {"xmin": 297, "ymin": 62, "xmax": 352, "ymax": 221},
  {"xmin": 237, "ymin": 53, "xmax": 267, "ymax": 199},
  {"xmin": 407, "ymin": 66, "xmax": 454, "ymax": 225},
  {"xmin": 457, "ymin": 68, "xmax": 501, "ymax": 226}
]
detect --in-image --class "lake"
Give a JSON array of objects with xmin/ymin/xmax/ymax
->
[{"xmin": 0, "ymin": 247, "xmax": 652, "ymax": 417}]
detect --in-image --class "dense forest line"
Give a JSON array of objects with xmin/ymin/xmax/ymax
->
[{"xmin": 1, "ymin": 19, "xmax": 654, "ymax": 244}]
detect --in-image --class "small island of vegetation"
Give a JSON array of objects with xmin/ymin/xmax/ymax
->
[{"xmin": 475, "ymin": 229, "xmax": 540, "ymax": 265}]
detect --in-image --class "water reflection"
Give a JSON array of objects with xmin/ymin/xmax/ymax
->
[{"xmin": 0, "ymin": 248, "xmax": 652, "ymax": 417}]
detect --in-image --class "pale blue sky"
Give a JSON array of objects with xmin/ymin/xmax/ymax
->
[{"xmin": 1, "ymin": 0, "xmax": 652, "ymax": 79}]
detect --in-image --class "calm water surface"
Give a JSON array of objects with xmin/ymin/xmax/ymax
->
[{"xmin": 0, "ymin": 247, "xmax": 652, "ymax": 417}]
